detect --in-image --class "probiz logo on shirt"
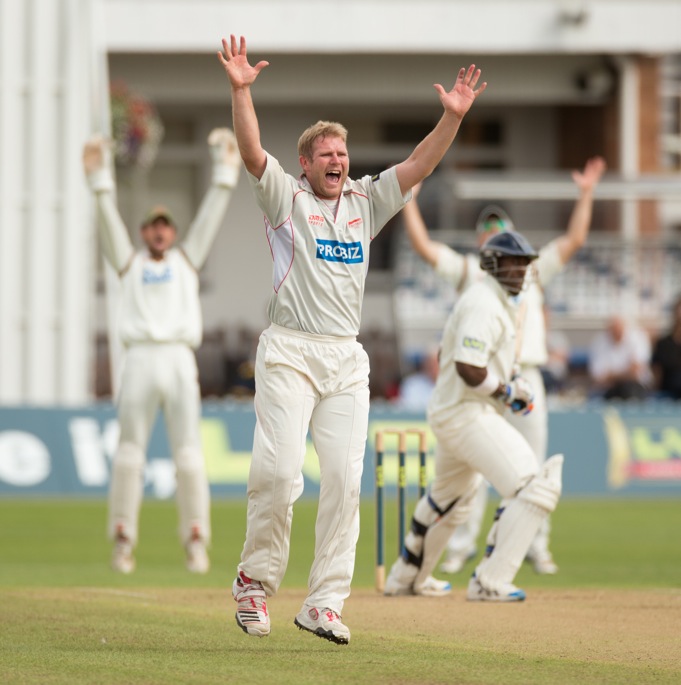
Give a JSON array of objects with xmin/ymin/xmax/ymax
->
[{"xmin": 315, "ymin": 239, "xmax": 364, "ymax": 264}]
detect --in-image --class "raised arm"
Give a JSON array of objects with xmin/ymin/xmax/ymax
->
[
  {"xmin": 182, "ymin": 127, "xmax": 241, "ymax": 270},
  {"xmin": 82, "ymin": 136, "xmax": 134, "ymax": 274},
  {"xmin": 217, "ymin": 35, "xmax": 269, "ymax": 179},
  {"xmin": 555, "ymin": 156, "xmax": 607, "ymax": 264},
  {"xmin": 394, "ymin": 65, "xmax": 486, "ymax": 195},
  {"xmin": 402, "ymin": 183, "xmax": 442, "ymax": 267}
]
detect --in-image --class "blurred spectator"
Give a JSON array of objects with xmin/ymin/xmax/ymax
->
[
  {"xmin": 359, "ymin": 328, "xmax": 401, "ymax": 400},
  {"xmin": 588, "ymin": 316, "xmax": 652, "ymax": 400},
  {"xmin": 396, "ymin": 346, "xmax": 440, "ymax": 411},
  {"xmin": 224, "ymin": 326, "xmax": 259, "ymax": 397},
  {"xmin": 651, "ymin": 295, "xmax": 681, "ymax": 400},
  {"xmin": 540, "ymin": 306, "xmax": 571, "ymax": 395}
]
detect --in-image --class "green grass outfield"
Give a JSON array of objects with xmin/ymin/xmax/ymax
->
[{"xmin": 1, "ymin": 498, "xmax": 680, "ymax": 684}]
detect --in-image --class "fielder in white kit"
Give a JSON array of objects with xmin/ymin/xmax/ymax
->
[
  {"xmin": 401, "ymin": 157, "xmax": 606, "ymax": 575},
  {"xmin": 385, "ymin": 231, "xmax": 564, "ymax": 601},
  {"xmin": 217, "ymin": 34, "xmax": 487, "ymax": 643},
  {"xmin": 83, "ymin": 128, "xmax": 241, "ymax": 574}
]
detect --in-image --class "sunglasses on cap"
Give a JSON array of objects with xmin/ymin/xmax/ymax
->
[{"xmin": 480, "ymin": 218, "xmax": 512, "ymax": 233}]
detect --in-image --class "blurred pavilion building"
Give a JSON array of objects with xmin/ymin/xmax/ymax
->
[{"xmin": 1, "ymin": 0, "xmax": 680, "ymax": 403}]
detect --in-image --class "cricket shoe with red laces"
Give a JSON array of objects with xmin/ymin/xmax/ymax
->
[
  {"xmin": 294, "ymin": 606, "xmax": 350, "ymax": 645},
  {"xmin": 232, "ymin": 570, "xmax": 270, "ymax": 637}
]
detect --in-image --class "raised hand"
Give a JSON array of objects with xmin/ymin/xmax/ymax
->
[
  {"xmin": 572, "ymin": 155, "xmax": 607, "ymax": 192},
  {"xmin": 82, "ymin": 135, "xmax": 110, "ymax": 175},
  {"xmin": 208, "ymin": 127, "xmax": 240, "ymax": 168},
  {"xmin": 217, "ymin": 35, "xmax": 269, "ymax": 89},
  {"xmin": 433, "ymin": 65, "xmax": 487, "ymax": 119}
]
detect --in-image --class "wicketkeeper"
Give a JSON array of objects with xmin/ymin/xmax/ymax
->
[{"xmin": 83, "ymin": 127, "xmax": 241, "ymax": 574}]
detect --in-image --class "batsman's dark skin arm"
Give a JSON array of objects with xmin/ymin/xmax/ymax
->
[{"xmin": 456, "ymin": 362, "xmax": 507, "ymax": 399}]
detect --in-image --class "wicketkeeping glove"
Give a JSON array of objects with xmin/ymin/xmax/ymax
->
[
  {"xmin": 502, "ymin": 375, "xmax": 534, "ymax": 415},
  {"xmin": 82, "ymin": 135, "xmax": 114, "ymax": 192},
  {"xmin": 208, "ymin": 127, "xmax": 241, "ymax": 187}
]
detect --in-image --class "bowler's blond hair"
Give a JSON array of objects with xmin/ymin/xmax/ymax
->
[{"xmin": 297, "ymin": 121, "xmax": 348, "ymax": 160}]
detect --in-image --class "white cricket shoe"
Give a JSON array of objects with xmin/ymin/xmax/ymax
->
[
  {"xmin": 466, "ymin": 574, "xmax": 526, "ymax": 602},
  {"xmin": 111, "ymin": 531, "xmax": 135, "ymax": 574},
  {"xmin": 527, "ymin": 553, "xmax": 559, "ymax": 575},
  {"xmin": 232, "ymin": 570, "xmax": 270, "ymax": 637},
  {"xmin": 413, "ymin": 575, "xmax": 452, "ymax": 597},
  {"xmin": 439, "ymin": 547, "xmax": 477, "ymax": 574},
  {"xmin": 185, "ymin": 534, "xmax": 210, "ymax": 574},
  {"xmin": 185, "ymin": 528, "xmax": 210, "ymax": 573},
  {"xmin": 294, "ymin": 606, "xmax": 350, "ymax": 645}
]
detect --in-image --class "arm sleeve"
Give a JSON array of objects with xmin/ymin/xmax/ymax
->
[
  {"xmin": 434, "ymin": 245, "xmax": 467, "ymax": 290},
  {"xmin": 534, "ymin": 239, "xmax": 564, "ymax": 288},
  {"xmin": 363, "ymin": 167, "xmax": 411, "ymax": 239},
  {"xmin": 91, "ymin": 184, "xmax": 135, "ymax": 275},
  {"xmin": 180, "ymin": 129, "xmax": 240, "ymax": 270},
  {"xmin": 452, "ymin": 300, "xmax": 499, "ymax": 367},
  {"xmin": 247, "ymin": 153, "xmax": 297, "ymax": 227},
  {"xmin": 181, "ymin": 183, "xmax": 235, "ymax": 270}
]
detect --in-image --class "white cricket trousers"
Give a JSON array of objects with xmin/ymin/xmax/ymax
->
[
  {"xmin": 446, "ymin": 364, "xmax": 549, "ymax": 559},
  {"xmin": 108, "ymin": 343, "xmax": 210, "ymax": 546},
  {"xmin": 430, "ymin": 403, "xmax": 538, "ymax": 515},
  {"xmin": 239, "ymin": 324, "xmax": 370, "ymax": 614}
]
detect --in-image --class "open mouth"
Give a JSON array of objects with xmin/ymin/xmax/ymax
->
[{"xmin": 326, "ymin": 171, "xmax": 341, "ymax": 184}]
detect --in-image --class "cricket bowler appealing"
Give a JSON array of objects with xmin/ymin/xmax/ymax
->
[{"xmin": 218, "ymin": 34, "xmax": 486, "ymax": 643}]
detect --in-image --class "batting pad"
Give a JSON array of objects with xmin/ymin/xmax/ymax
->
[
  {"xmin": 403, "ymin": 478, "xmax": 482, "ymax": 588},
  {"xmin": 476, "ymin": 454, "xmax": 563, "ymax": 590},
  {"xmin": 518, "ymin": 453, "xmax": 563, "ymax": 511}
]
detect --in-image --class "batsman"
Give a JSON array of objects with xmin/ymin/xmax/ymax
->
[
  {"xmin": 402, "ymin": 156, "xmax": 606, "ymax": 576},
  {"xmin": 385, "ymin": 231, "xmax": 564, "ymax": 601}
]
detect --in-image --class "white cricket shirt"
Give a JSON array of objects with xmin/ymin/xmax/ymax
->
[
  {"xmin": 117, "ymin": 249, "xmax": 202, "ymax": 348},
  {"xmin": 428, "ymin": 275, "xmax": 519, "ymax": 424},
  {"xmin": 248, "ymin": 153, "xmax": 409, "ymax": 337},
  {"xmin": 435, "ymin": 246, "xmax": 482, "ymax": 293},
  {"xmin": 95, "ymin": 183, "xmax": 233, "ymax": 349}
]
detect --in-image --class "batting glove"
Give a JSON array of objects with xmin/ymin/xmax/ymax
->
[
  {"xmin": 208, "ymin": 127, "xmax": 241, "ymax": 187},
  {"xmin": 503, "ymin": 375, "xmax": 534, "ymax": 415}
]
